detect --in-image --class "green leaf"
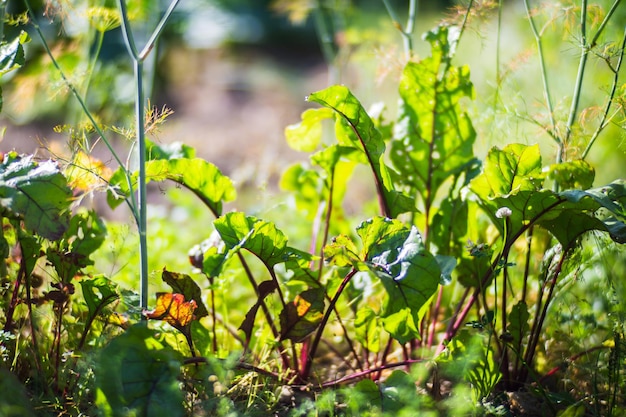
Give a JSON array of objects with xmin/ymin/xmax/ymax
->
[
  {"xmin": 507, "ymin": 301, "xmax": 530, "ymax": 351},
  {"xmin": 324, "ymin": 234, "xmax": 360, "ymax": 267},
  {"xmin": 439, "ymin": 329, "xmax": 501, "ymax": 401},
  {"xmin": 96, "ymin": 324, "xmax": 184, "ymax": 417},
  {"xmin": 357, "ymin": 217, "xmax": 440, "ymax": 343},
  {"xmin": 0, "ymin": 31, "xmax": 28, "ymax": 76},
  {"xmin": 547, "ymin": 160, "xmax": 595, "ymax": 190},
  {"xmin": 0, "ymin": 369, "xmax": 36, "ymax": 416},
  {"xmin": 161, "ymin": 269, "xmax": 209, "ymax": 319},
  {"xmin": 67, "ymin": 210, "xmax": 107, "ymax": 263},
  {"xmin": 470, "ymin": 146, "xmax": 626, "ymax": 246},
  {"xmin": 307, "ymin": 86, "xmax": 414, "ymax": 217},
  {"xmin": 214, "ymin": 212, "xmax": 288, "ymax": 269},
  {"xmin": 107, "ymin": 142, "xmax": 235, "ymax": 216},
  {"xmin": 390, "ymin": 25, "xmax": 476, "ymax": 206},
  {"xmin": 0, "ymin": 152, "xmax": 72, "ymax": 240},
  {"xmin": 354, "ymin": 307, "xmax": 381, "ymax": 353},
  {"xmin": 285, "ymin": 107, "xmax": 334, "ymax": 152},
  {"xmin": 470, "ymin": 143, "xmax": 544, "ymax": 200},
  {"xmin": 80, "ymin": 275, "xmax": 119, "ymax": 324},
  {"xmin": 146, "ymin": 140, "xmax": 195, "ymax": 160},
  {"xmin": 279, "ymin": 287, "xmax": 325, "ymax": 342},
  {"xmin": 280, "ymin": 163, "xmax": 324, "ymax": 220},
  {"xmin": 46, "ymin": 210, "xmax": 107, "ymax": 279}
]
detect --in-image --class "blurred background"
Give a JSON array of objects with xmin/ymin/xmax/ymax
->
[{"xmin": 0, "ymin": 0, "xmax": 624, "ymax": 196}]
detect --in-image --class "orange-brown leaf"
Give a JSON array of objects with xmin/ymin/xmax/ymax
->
[{"xmin": 145, "ymin": 292, "xmax": 197, "ymax": 327}]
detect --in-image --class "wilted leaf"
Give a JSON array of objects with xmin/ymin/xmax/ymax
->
[
  {"xmin": 161, "ymin": 269, "xmax": 208, "ymax": 319},
  {"xmin": 145, "ymin": 293, "xmax": 198, "ymax": 328}
]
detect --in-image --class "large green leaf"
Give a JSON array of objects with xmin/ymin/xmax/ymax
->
[
  {"xmin": 214, "ymin": 212, "xmax": 288, "ymax": 269},
  {"xmin": 470, "ymin": 145, "xmax": 626, "ymax": 246},
  {"xmin": 357, "ymin": 217, "xmax": 441, "ymax": 343},
  {"xmin": 470, "ymin": 143, "xmax": 544, "ymax": 200},
  {"xmin": 0, "ymin": 369, "xmax": 36, "ymax": 417},
  {"xmin": 96, "ymin": 324, "xmax": 184, "ymax": 417},
  {"xmin": 390, "ymin": 25, "xmax": 476, "ymax": 207},
  {"xmin": 307, "ymin": 86, "xmax": 414, "ymax": 217},
  {"xmin": 108, "ymin": 141, "xmax": 235, "ymax": 216},
  {"xmin": 0, "ymin": 152, "xmax": 72, "ymax": 240}
]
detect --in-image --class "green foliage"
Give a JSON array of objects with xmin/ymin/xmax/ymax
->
[
  {"xmin": 2, "ymin": 1, "xmax": 626, "ymax": 416},
  {"xmin": 95, "ymin": 324, "xmax": 185, "ymax": 416},
  {"xmin": 0, "ymin": 152, "xmax": 72, "ymax": 240}
]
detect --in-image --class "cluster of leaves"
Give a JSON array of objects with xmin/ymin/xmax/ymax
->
[{"xmin": 1, "ymin": 2, "xmax": 626, "ymax": 417}]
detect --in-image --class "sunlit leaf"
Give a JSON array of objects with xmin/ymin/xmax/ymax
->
[
  {"xmin": 0, "ymin": 31, "xmax": 28, "ymax": 77},
  {"xmin": 144, "ymin": 293, "xmax": 198, "ymax": 328},
  {"xmin": 161, "ymin": 269, "xmax": 208, "ymax": 319},
  {"xmin": 324, "ymin": 234, "xmax": 360, "ymax": 267},
  {"xmin": 0, "ymin": 152, "xmax": 72, "ymax": 240},
  {"xmin": 285, "ymin": 107, "xmax": 334, "ymax": 152},
  {"xmin": 357, "ymin": 217, "xmax": 440, "ymax": 343},
  {"xmin": 470, "ymin": 146, "xmax": 626, "ymax": 246},
  {"xmin": 547, "ymin": 160, "xmax": 595, "ymax": 190},
  {"xmin": 390, "ymin": 25, "xmax": 476, "ymax": 208},
  {"xmin": 214, "ymin": 212, "xmax": 288, "ymax": 269},
  {"xmin": 470, "ymin": 143, "xmax": 544, "ymax": 200},
  {"xmin": 354, "ymin": 307, "xmax": 381, "ymax": 352},
  {"xmin": 307, "ymin": 85, "xmax": 414, "ymax": 217},
  {"xmin": 279, "ymin": 287, "xmax": 325, "ymax": 342},
  {"xmin": 107, "ymin": 141, "xmax": 235, "ymax": 216}
]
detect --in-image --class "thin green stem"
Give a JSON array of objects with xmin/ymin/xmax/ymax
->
[
  {"xmin": 563, "ymin": 0, "xmax": 589, "ymax": 162},
  {"xmin": 139, "ymin": 0, "xmax": 180, "ymax": 60},
  {"xmin": 524, "ymin": 0, "xmax": 559, "ymax": 148},
  {"xmin": 493, "ymin": 0, "xmax": 502, "ymax": 109},
  {"xmin": 382, "ymin": 0, "xmax": 417, "ymax": 59},
  {"xmin": 25, "ymin": 1, "xmax": 138, "ymax": 221},
  {"xmin": 582, "ymin": 26, "xmax": 626, "ymax": 160},
  {"xmin": 589, "ymin": 0, "xmax": 623, "ymax": 49},
  {"xmin": 117, "ymin": 0, "xmax": 180, "ymax": 311}
]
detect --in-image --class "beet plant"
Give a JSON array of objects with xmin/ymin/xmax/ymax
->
[{"xmin": 0, "ymin": 1, "xmax": 625, "ymax": 416}]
